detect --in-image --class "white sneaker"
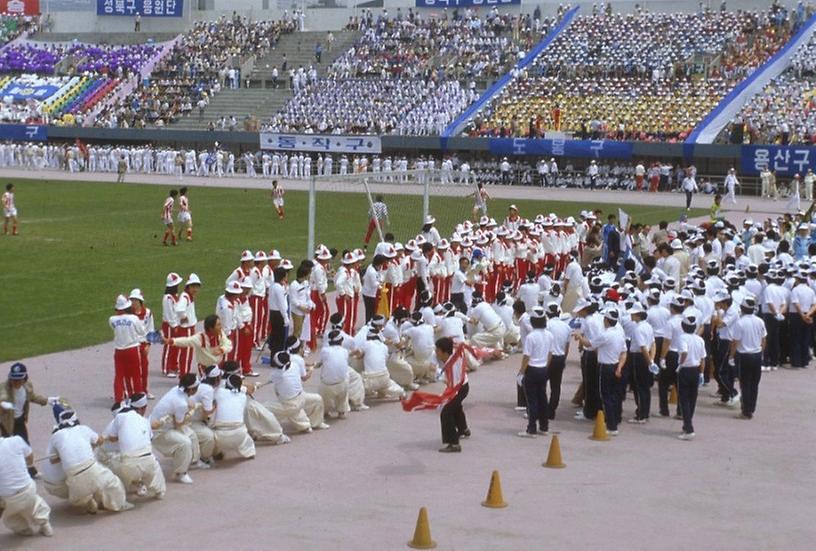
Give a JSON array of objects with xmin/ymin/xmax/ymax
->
[
  {"xmin": 40, "ymin": 522, "xmax": 54, "ymax": 537},
  {"xmin": 407, "ymin": 383, "xmax": 419, "ymax": 390},
  {"xmin": 761, "ymin": 366, "xmax": 770, "ymax": 372},
  {"xmin": 771, "ymin": 365, "xmax": 779, "ymax": 371},
  {"xmin": 316, "ymin": 423, "xmax": 330, "ymax": 430},
  {"xmin": 608, "ymin": 430, "xmax": 619, "ymax": 436},
  {"xmin": 176, "ymin": 473, "xmax": 193, "ymax": 484},
  {"xmin": 514, "ymin": 406, "xmax": 527, "ymax": 412},
  {"xmin": 627, "ymin": 418, "xmax": 646, "ymax": 424},
  {"xmin": 677, "ymin": 432, "xmax": 695, "ymax": 441},
  {"xmin": 192, "ymin": 460, "xmax": 210, "ymax": 470},
  {"xmin": 517, "ymin": 431, "xmax": 536, "ymax": 438},
  {"xmin": 165, "ymin": 372, "xmax": 177, "ymax": 378},
  {"xmin": 277, "ymin": 434, "xmax": 292, "ymax": 445},
  {"xmin": 136, "ymin": 483, "xmax": 148, "ymax": 497},
  {"xmin": 147, "ymin": 393, "xmax": 155, "ymax": 400},
  {"xmin": 356, "ymin": 404, "xmax": 370, "ymax": 411},
  {"xmin": 574, "ymin": 412, "xmax": 590, "ymax": 421}
]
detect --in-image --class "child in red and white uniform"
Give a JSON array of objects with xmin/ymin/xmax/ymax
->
[
  {"xmin": 309, "ymin": 245, "xmax": 332, "ymax": 350},
  {"xmin": 175, "ymin": 273, "xmax": 201, "ymax": 376},
  {"xmin": 334, "ymin": 253, "xmax": 356, "ymax": 334},
  {"xmin": 176, "ymin": 186, "xmax": 192, "ymax": 242},
  {"xmin": 237, "ymin": 278, "xmax": 257, "ymax": 376},
  {"xmin": 128, "ymin": 288, "xmax": 155, "ymax": 399},
  {"xmin": 161, "ymin": 272, "xmax": 182, "ymax": 376},
  {"xmin": 272, "ymin": 180, "xmax": 285, "ymax": 219},
  {"xmin": 351, "ymin": 249, "xmax": 364, "ymax": 331},
  {"xmin": 161, "ymin": 189, "xmax": 177, "ymax": 246},
  {"xmin": 217, "ymin": 281, "xmax": 242, "ymax": 371},
  {"xmin": 3, "ymin": 183, "xmax": 18, "ymax": 235},
  {"xmin": 109, "ymin": 294, "xmax": 147, "ymax": 402},
  {"xmin": 384, "ymin": 243, "xmax": 405, "ymax": 315},
  {"xmin": 226, "ymin": 250, "xmax": 254, "ymax": 286},
  {"xmin": 250, "ymin": 251, "xmax": 269, "ymax": 349}
]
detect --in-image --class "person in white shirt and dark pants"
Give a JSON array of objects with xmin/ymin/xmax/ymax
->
[
  {"xmin": 580, "ymin": 309, "xmax": 628, "ymax": 435},
  {"xmin": 518, "ymin": 307, "xmax": 553, "ymax": 437},
  {"xmin": 677, "ymin": 314, "xmax": 706, "ymax": 440},
  {"xmin": 730, "ymin": 296, "xmax": 767, "ymax": 420}
]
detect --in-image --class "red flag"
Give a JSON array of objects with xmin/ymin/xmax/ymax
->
[{"xmin": 402, "ymin": 343, "xmax": 494, "ymax": 412}]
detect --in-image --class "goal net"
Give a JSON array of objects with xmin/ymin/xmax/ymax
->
[{"xmin": 308, "ymin": 169, "xmax": 476, "ymax": 255}]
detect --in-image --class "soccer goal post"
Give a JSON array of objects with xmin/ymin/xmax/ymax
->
[{"xmin": 307, "ymin": 169, "xmax": 476, "ymax": 256}]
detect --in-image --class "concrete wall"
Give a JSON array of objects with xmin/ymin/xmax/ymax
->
[{"xmin": 43, "ymin": 0, "xmax": 806, "ymax": 34}]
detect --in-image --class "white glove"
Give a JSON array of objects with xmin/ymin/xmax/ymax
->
[
  {"xmin": 47, "ymin": 396, "xmax": 60, "ymax": 405},
  {"xmin": 0, "ymin": 401, "xmax": 13, "ymax": 411},
  {"xmin": 648, "ymin": 363, "xmax": 660, "ymax": 375},
  {"xmin": 698, "ymin": 373, "xmax": 705, "ymax": 386},
  {"xmin": 775, "ymin": 313, "xmax": 785, "ymax": 322},
  {"xmin": 516, "ymin": 374, "xmax": 524, "ymax": 387},
  {"xmin": 728, "ymin": 357, "xmax": 736, "ymax": 367},
  {"xmin": 659, "ymin": 359, "xmax": 667, "ymax": 370}
]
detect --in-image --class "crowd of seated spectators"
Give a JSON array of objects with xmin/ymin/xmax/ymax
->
[
  {"xmin": 272, "ymin": 7, "xmax": 552, "ymax": 136},
  {"xmin": 466, "ymin": 2, "xmax": 798, "ymax": 142},
  {"xmin": 95, "ymin": 15, "xmax": 294, "ymax": 128}
]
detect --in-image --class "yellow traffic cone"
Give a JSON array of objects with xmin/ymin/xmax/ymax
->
[
  {"xmin": 669, "ymin": 386, "xmax": 678, "ymax": 405},
  {"xmin": 589, "ymin": 410, "xmax": 609, "ymax": 441},
  {"xmin": 407, "ymin": 507, "xmax": 436, "ymax": 549},
  {"xmin": 481, "ymin": 470, "xmax": 508, "ymax": 508},
  {"xmin": 543, "ymin": 434, "xmax": 566, "ymax": 468}
]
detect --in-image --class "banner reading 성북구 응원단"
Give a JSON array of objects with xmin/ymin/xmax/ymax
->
[{"xmin": 97, "ymin": 0, "xmax": 183, "ymax": 16}]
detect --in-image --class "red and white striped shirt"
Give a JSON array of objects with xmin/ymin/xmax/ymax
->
[
  {"xmin": 1, "ymin": 192, "xmax": 13, "ymax": 210},
  {"xmin": 162, "ymin": 197, "xmax": 174, "ymax": 220},
  {"xmin": 179, "ymin": 195, "xmax": 189, "ymax": 213}
]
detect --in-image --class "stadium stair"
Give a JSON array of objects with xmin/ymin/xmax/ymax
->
[{"xmin": 170, "ymin": 30, "xmax": 360, "ymax": 131}]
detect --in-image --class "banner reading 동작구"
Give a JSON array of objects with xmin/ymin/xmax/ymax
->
[
  {"xmin": 740, "ymin": 145, "xmax": 816, "ymax": 176},
  {"xmin": 97, "ymin": 0, "xmax": 183, "ymax": 16},
  {"xmin": 260, "ymin": 133, "xmax": 382, "ymax": 154}
]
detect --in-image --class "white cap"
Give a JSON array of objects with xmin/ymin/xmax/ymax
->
[
  {"xmin": 382, "ymin": 244, "xmax": 397, "ymax": 258},
  {"xmin": 628, "ymin": 302, "xmax": 647, "ymax": 316},
  {"xmin": 128, "ymin": 288, "xmax": 145, "ymax": 302},
  {"xmin": 226, "ymin": 281, "xmax": 242, "ymax": 294},
  {"xmin": 572, "ymin": 297, "xmax": 592, "ymax": 314},
  {"xmin": 240, "ymin": 277, "xmax": 253, "ymax": 289},
  {"xmin": 166, "ymin": 272, "xmax": 183, "ymax": 287},
  {"xmin": 185, "ymin": 273, "xmax": 201, "ymax": 286},
  {"xmin": 268, "ymin": 249, "xmax": 282, "ymax": 260},
  {"xmin": 254, "ymin": 250, "xmax": 268, "ymax": 262},
  {"xmin": 342, "ymin": 252, "xmax": 356, "ymax": 264},
  {"xmin": 280, "ymin": 259, "xmax": 294, "ymax": 270},
  {"xmin": 424, "ymin": 215, "xmax": 436, "ymax": 225},
  {"xmin": 240, "ymin": 249, "xmax": 254, "ymax": 262},
  {"xmin": 509, "ymin": 204, "xmax": 518, "ymax": 210},
  {"xmin": 115, "ymin": 294, "xmax": 132, "ymax": 310},
  {"xmin": 315, "ymin": 244, "xmax": 332, "ymax": 260},
  {"xmin": 671, "ymin": 239, "xmax": 683, "ymax": 250}
]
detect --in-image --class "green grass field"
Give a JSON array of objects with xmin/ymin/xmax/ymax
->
[{"xmin": 0, "ymin": 178, "xmax": 704, "ymax": 361}]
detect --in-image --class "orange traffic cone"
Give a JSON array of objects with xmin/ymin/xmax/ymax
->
[
  {"xmin": 407, "ymin": 507, "xmax": 436, "ymax": 549},
  {"xmin": 589, "ymin": 411, "xmax": 609, "ymax": 441},
  {"xmin": 669, "ymin": 386, "xmax": 678, "ymax": 405},
  {"xmin": 481, "ymin": 470, "xmax": 508, "ymax": 508},
  {"xmin": 543, "ymin": 434, "xmax": 566, "ymax": 468}
]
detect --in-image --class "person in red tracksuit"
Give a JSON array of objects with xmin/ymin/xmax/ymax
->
[
  {"xmin": 334, "ymin": 252, "xmax": 356, "ymax": 334},
  {"xmin": 218, "ymin": 281, "xmax": 243, "ymax": 372},
  {"xmin": 161, "ymin": 272, "xmax": 182, "ymax": 376},
  {"xmin": 109, "ymin": 294, "xmax": 146, "ymax": 403},
  {"xmin": 238, "ymin": 277, "xmax": 258, "ymax": 376},
  {"xmin": 174, "ymin": 273, "xmax": 201, "ymax": 377},
  {"xmin": 309, "ymin": 244, "xmax": 333, "ymax": 350},
  {"xmin": 129, "ymin": 288, "xmax": 155, "ymax": 399},
  {"xmin": 249, "ymin": 251, "xmax": 269, "ymax": 349}
]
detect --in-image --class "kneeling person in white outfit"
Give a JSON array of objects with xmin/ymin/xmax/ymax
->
[
  {"xmin": 150, "ymin": 374, "xmax": 209, "ymax": 484},
  {"xmin": 318, "ymin": 331, "xmax": 352, "ymax": 418},
  {"xmin": 468, "ymin": 293, "xmax": 506, "ymax": 350},
  {"xmin": 0, "ymin": 434, "xmax": 52, "ymax": 536},
  {"xmin": 212, "ymin": 375, "xmax": 256, "ymax": 459},
  {"xmin": 267, "ymin": 351, "xmax": 329, "ymax": 433},
  {"xmin": 47, "ymin": 409, "xmax": 132, "ymax": 513},
  {"xmin": 359, "ymin": 331, "xmax": 406, "ymax": 400},
  {"xmin": 103, "ymin": 393, "xmax": 166, "ymax": 499}
]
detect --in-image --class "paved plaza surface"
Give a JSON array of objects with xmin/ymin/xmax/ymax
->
[{"xmin": 1, "ymin": 168, "xmax": 812, "ymax": 550}]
